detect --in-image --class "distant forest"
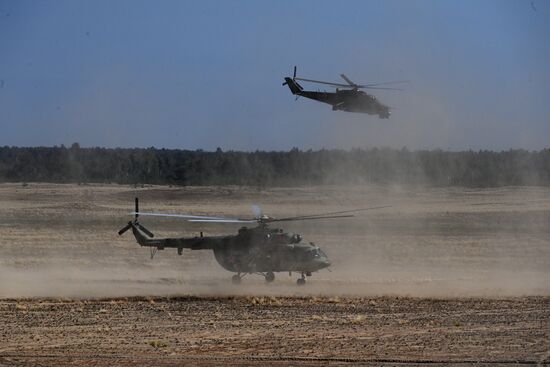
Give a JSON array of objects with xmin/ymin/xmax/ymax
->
[{"xmin": 1, "ymin": 144, "xmax": 549, "ymax": 187}]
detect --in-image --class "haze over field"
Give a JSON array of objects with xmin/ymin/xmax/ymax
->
[
  {"xmin": 1, "ymin": 0, "xmax": 549, "ymax": 151},
  {"xmin": 1, "ymin": 183, "xmax": 548, "ymax": 298},
  {"xmin": 1, "ymin": 3, "xmax": 549, "ymax": 365}
]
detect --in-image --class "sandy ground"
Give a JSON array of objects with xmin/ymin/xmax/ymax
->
[{"xmin": 0, "ymin": 183, "xmax": 549, "ymax": 365}]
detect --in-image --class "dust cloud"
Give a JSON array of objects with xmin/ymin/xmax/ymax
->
[{"xmin": 0, "ymin": 183, "xmax": 549, "ymax": 298}]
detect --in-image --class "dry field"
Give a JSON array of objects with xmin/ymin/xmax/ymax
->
[{"xmin": 0, "ymin": 183, "xmax": 549, "ymax": 365}]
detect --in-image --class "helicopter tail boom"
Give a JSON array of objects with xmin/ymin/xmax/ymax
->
[{"xmin": 120, "ymin": 219, "xmax": 221, "ymax": 260}]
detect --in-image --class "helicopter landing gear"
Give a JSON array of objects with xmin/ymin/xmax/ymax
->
[
  {"xmin": 232, "ymin": 274, "xmax": 242, "ymax": 285},
  {"xmin": 297, "ymin": 273, "xmax": 306, "ymax": 285},
  {"xmin": 265, "ymin": 272, "xmax": 275, "ymax": 283}
]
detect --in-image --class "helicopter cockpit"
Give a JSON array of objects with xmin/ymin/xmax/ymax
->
[
  {"xmin": 266, "ymin": 230, "xmax": 302, "ymax": 244},
  {"xmin": 304, "ymin": 245, "xmax": 327, "ymax": 259}
]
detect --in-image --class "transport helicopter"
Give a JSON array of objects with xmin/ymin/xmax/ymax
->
[
  {"xmin": 118, "ymin": 198, "xmax": 389, "ymax": 285},
  {"xmin": 283, "ymin": 66, "xmax": 406, "ymax": 118}
]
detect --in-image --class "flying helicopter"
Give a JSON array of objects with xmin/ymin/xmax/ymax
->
[
  {"xmin": 118, "ymin": 198, "xmax": 389, "ymax": 285},
  {"xmin": 283, "ymin": 66, "xmax": 406, "ymax": 118}
]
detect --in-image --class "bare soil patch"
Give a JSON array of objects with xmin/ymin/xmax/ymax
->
[{"xmin": 1, "ymin": 296, "xmax": 548, "ymax": 366}]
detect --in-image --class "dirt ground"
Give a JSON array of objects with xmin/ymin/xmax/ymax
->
[
  {"xmin": 1, "ymin": 296, "xmax": 548, "ymax": 366},
  {"xmin": 0, "ymin": 183, "xmax": 549, "ymax": 365}
]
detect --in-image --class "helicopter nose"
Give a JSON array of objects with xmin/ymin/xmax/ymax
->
[{"xmin": 317, "ymin": 257, "xmax": 331, "ymax": 269}]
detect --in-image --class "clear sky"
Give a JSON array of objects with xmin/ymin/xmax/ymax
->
[{"xmin": 1, "ymin": 0, "xmax": 549, "ymax": 151}]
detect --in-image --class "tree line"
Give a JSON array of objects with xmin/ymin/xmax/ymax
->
[{"xmin": 0, "ymin": 144, "xmax": 549, "ymax": 187}]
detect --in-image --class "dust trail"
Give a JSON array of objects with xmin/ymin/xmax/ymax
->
[
  {"xmin": 2, "ymin": 264, "xmax": 548, "ymax": 299},
  {"xmin": 0, "ymin": 183, "xmax": 549, "ymax": 298}
]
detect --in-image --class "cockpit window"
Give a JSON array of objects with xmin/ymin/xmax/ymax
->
[{"xmin": 303, "ymin": 248, "xmax": 323, "ymax": 260}]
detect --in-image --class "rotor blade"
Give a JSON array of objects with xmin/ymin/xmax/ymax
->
[
  {"xmin": 340, "ymin": 74, "xmax": 357, "ymax": 86},
  {"xmin": 135, "ymin": 197, "xmax": 139, "ymax": 221},
  {"xmin": 294, "ymin": 77, "xmax": 351, "ymax": 88},
  {"xmin": 130, "ymin": 212, "xmax": 231, "ymax": 220},
  {"xmin": 357, "ymin": 80, "xmax": 409, "ymax": 87},
  {"xmin": 273, "ymin": 206, "xmax": 392, "ymax": 222},
  {"xmin": 271, "ymin": 214, "xmax": 355, "ymax": 223},
  {"xmin": 361, "ymin": 86, "xmax": 403, "ymax": 91},
  {"xmin": 188, "ymin": 219, "xmax": 257, "ymax": 223},
  {"xmin": 136, "ymin": 223, "xmax": 154, "ymax": 238},
  {"xmin": 295, "ymin": 77, "xmax": 409, "ymax": 90},
  {"xmin": 118, "ymin": 222, "xmax": 132, "ymax": 236}
]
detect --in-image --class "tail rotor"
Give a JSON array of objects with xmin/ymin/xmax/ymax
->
[
  {"xmin": 282, "ymin": 65, "xmax": 298, "ymax": 86},
  {"xmin": 293, "ymin": 66, "xmax": 299, "ymax": 100},
  {"xmin": 283, "ymin": 66, "xmax": 304, "ymax": 96},
  {"xmin": 134, "ymin": 197, "xmax": 139, "ymax": 222},
  {"xmin": 117, "ymin": 222, "xmax": 132, "ymax": 236},
  {"xmin": 118, "ymin": 197, "xmax": 154, "ymax": 237},
  {"xmin": 136, "ymin": 222, "xmax": 154, "ymax": 238}
]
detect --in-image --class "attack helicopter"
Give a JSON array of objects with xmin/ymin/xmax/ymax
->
[
  {"xmin": 118, "ymin": 198, "xmax": 389, "ymax": 285},
  {"xmin": 283, "ymin": 66, "xmax": 406, "ymax": 118}
]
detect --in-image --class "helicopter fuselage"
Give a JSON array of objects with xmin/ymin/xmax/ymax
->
[
  {"xmin": 212, "ymin": 226, "xmax": 331, "ymax": 273},
  {"xmin": 284, "ymin": 77, "xmax": 391, "ymax": 118},
  {"xmin": 118, "ymin": 197, "xmax": 389, "ymax": 284},
  {"xmin": 128, "ymin": 223, "xmax": 331, "ymax": 275}
]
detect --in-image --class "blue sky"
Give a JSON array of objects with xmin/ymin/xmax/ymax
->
[{"xmin": 1, "ymin": 0, "xmax": 548, "ymax": 150}]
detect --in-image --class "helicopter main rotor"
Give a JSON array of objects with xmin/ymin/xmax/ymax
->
[
  {"xmin": 288, "ymin": 66, "xmax": 408, "ymax": 91},
  {"xmin": 127, "ymin": 198, "xmax": 391, "ymax": 227},
  {"xmin": 118, "ymin": 198, "xmax": 392, "ymax": 283}
]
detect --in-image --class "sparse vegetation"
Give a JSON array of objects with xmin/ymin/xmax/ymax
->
[
  {"xmin": 247, "ymin": 296, "xmax": 282, "ymax": 306},
  {"xmin": 148, "ymin": 340, "xmax": 169, "ymax": 348},
  {"xmin": 350, "ymin": 314, "xmax": 366, "ymax": 324}
]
